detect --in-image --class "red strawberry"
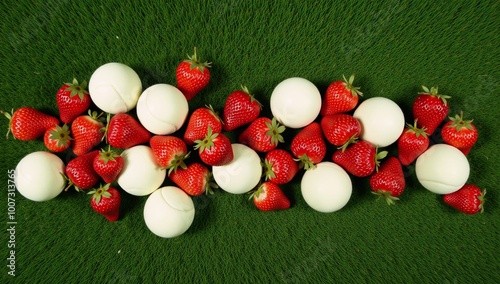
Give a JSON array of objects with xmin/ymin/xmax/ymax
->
[
  {"xmin": 238, "ymin": 117, "xmax": 285, "ymax": 153},
  {"xmin": 320, "ymin": 74, "xmax": 363, "ymax": 116},
  {"xmin": 413, "ymin": 85, "xmax": 451, "ymax": 135},
  {"xmin": 56, "ymin": 78, "xmax": 91, "ymax": 124},
  {"xmin": 397, "ymin": 119, "xmax": 430, "ymax": 166},
  {"xmin": 441, "ymin": 111, "xmax": 478, "ymax": 155},
  {"xmin": 369, "ymin": 157, "xmax": 406, "ymax": 205},
  {"xmin": 444, "ymin": 184, "xmax": 486, "ymax": 214},
  {"xmin": 320, "ymin": 113, "xmax": 361, "ymax": 151},
  {"xmin": 183, "ymin": 105, "xmax": 222, "ymax": 145},
  {"xmin": 222, "ymin": 86, "xmax": 262, "ymax": 131},
  {"xmin": 93, "ymin": 147, "xmax": 124, "ymax": 184},
  {"xmin": 1, "ymin": 107, "xmax": 59, "ymax": 141},
  {"xmin": 169, "ymin": 162, "xmax": 218, "ymax": 196},
  {"xmin": 71, "ymin": 111, "xmax": 105, "ymax": 156},
  {"xmin": 89, "ymin": 184, "xmax": 121, "ymax": 222},
  {"xmin": 150, "ymin": 135, "xmax": 189, "ymax": 174},
  {"xmin": 263, "ymin": 149, "xmax": 299, "ymax": 185},
  {"xmin": 105, "ymin": 113, "xmax": 151, "ymax": 149},
  {"xmin": 251, "ymin": 182, "xmax": 290, "ymax": 211},
  {"xmin": 194, "ymin": 127, "xmax": 233, "ymax": 166},
  {"xmin": 290, "ymin": 122, "xmax": 326, "ymax": 170},
  {"xmin": 44, "ymin": 124, "xmax": 72, "ymax": 153},
  {"xmin": 65, "ymin": 150, "xmax": 100, "ymax": 191},
  {"xmin": 332, "ymin": 140, "xmax": 387, "ymax": 177},
  {"xmin": 175, "ymin": 47, "xmax": 211, "ymax": 101}
]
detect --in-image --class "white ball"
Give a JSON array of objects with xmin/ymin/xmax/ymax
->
[
  {"xmin": 136, "ymin": 84, "xmax": 189, "ymax": 135},
  {"xmin": 88, "ymin": 62, "xmax": 142, "ymax": 114},
  {"xmin": 301, "ymin": 162, "xmax": 352, "ymax": 213},
  {"xmin": 270, "ymin": 77, "xmax": 321, "ymax": 129},
  {"xmin": 353, "ymin": 97, "xmax": 405, "ymax": 147},
  {"xmin": 14, "ymin": 151, "xmax": 66, "ymax": 202},
  {"xmin": 143, "ymin": 186, "xmax": 195, "ymax": 238},
  {"xmin": 117, "ymin": 145, "xmax": 166, "ymax": 196},
  {"xmin": 212, "ymin": 144, "xmax": 262, "ymax": 194},
  {"xmin": 416, "ymin": 144, "xmax": 470, "ymax": 194}
]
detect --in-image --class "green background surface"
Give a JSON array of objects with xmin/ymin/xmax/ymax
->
[{"xmin": 1, "ymin": 0, "xmax": 499, "ymax": 283}]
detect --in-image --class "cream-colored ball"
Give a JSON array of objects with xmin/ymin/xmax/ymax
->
[
  {"xmin": 117, "ymin": 145, "xmax": 166, "ymax": 196},
  {"xmin": 136, "ymin": 84, "xmax": 189, "ymax": 135},
  {"xmin": 416, "ymin": 144, "xmax": 470, "ymax": 194},
  {"xmin": 88, "ymin": 62, "xmax": 142, "ymax": 114},
  {"xmin": 212, "ymin": 144, "xmax": 262, "ymax": 194},
  {"xmin": 14, "ymin": 151, "xmax": 66, "ymax": 202},
  {"xmin": 270, "ymin": 77, "xmax": 322, "ymax": 129},
  {"xmin": 301, "ymin": 162, "xmax": 352, "ymax": 213},
  {"xmin": 353, "ymin": 97, "xmax": 405, "ymax": 147},
  {"xmin": 143, "ymin": 186, "xmax": 195, "ymax": 238}
]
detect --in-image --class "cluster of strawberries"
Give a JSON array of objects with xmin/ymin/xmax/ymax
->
[{"xmin": 2, "ymin": 48, "xmax": 485, "ymax": 222}]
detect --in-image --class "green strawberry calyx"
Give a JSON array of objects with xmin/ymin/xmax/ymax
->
[
  {"xmin": 241, "ymin": 85, "xmax": 263, "ymax": 109},
  {"xmin": 342, "ymin": 74, "xmax": 363, "ymax": 97},
  {"xmin": 418, "ymin": 85, "xmax": 451, "ymax": 106},
  {"xmin": 166, "ymin": 151, "xmax": 190, "ymax": 176},
  {"xmin": 64, "ymin": 78, "xmax": 89, "ymax": 100},
  {"xmin": 262, "ymin": 158, "xmax": 276, "ymax": 181},
  {"xmin": 295, "ymin": 154, "xmax": 316, "ymax": 171},
  {"xmin": 205, "ymin": 104, "xmax": 223, "ymax": 124},
  {"xmin": 477, "ymin": 189, "xmax": 486, "ymax": 213},
  {"xmin": 338, "ymin": 133, "xmax": 359, "ymax": 153},
  {"xmin": 265, "ymin": 117, "xmax": 286, "ymax": 146},
  {"xmin": 49, "ymin": 124, "xmax": 73, "ymax": 147},
  {"xmin": 372, "ymin": 189, "xmax": 400, "ymax": 206},
  {"xmin": 446, "ymin": 111, "xmax": 475, "ymax": 131},
  {"xmin": 405, "ymin": 119, "xmax": 429, "ymax": 137},
  {"xmin": 184, "ymin": 47, "xmax": 212, "ymax": 73},
  {"xmin": 98, "ymin": 145, "xmax": 121, "ymax": 165},
  {"xmin": 194, "ymin": 126, "xmax": 218, "ymax": 153},
  {"xmin": 88, "ymin": 183, "xmax": 112, "ymax": 204},
  {"xmin": 1, "ymin": 109, "xmax": 14, "ymax": 139},
  {"xmin": 374, "ymin": 148, "xmax": 388, "ymax": 172},
  {"xmin": 203, "ymin": 171, "xmax": 219, "ymax": 195},
  {"xmin": 248, "ymin": 182, "xmax": 265, "ymax": 201}
]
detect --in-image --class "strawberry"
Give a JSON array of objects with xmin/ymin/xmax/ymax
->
[
  {"xmin": 93, "ymin": 147, "xmax": 124, "ymax": 184},
  {"xmin": 88, "ymin": 184, "xmax": 121, "ymax": 222},
  {"xmin": 175, "ymin": 47, "xmax": 212, "ymax": 101},
  {"xmin": 194, "ymin": 127, "xmax": 233, "ymax": 166},
  {"xmin": 169, "ymin": 162, "xmax": 218, "ymax": 196},
  {"xmin": 262, "ymin": 149, "xmax": 299, "ymax": 185},
  {"xmin": 290, "ymin": 122, "xmax": 326, "ymax": 170},
  {"xmin": 183, "ymin": 105, "xmax": 222, "ymax": 145},
  {"xmin": 369, "ymin": 157, "xmax": 406, "ymax": 205},
  {"xmin": 150, "ymin": 135, "xmax": 189, "ymax": 174},
  {"xmin": 44, "ymin": 124, "xmax": 72, "ymax": 153},
  {"xmin": 320, "ymin": 113, "xmax": 361, "ymax": 151},
  {"xmin": 222, "ymin": 86, "xmax": 262, "ymax": 131},
  {"xmin": 71, "ymin": 110, "xmax": 105, "ymax": 156},
  {"xmin": 320, "ymin": 74, "xmax": 363, "ymax": 116},
  {"xmin": 1, "ymin": 107, "xmax": 59, "ymax": 141},
  {"xmin": 397, "ymin": 119, "xmax": 430, "ymax": 166},
  {"xmin": 444, "ymin": 184, "xmax": 486, "ymax": 214},
  {"xmin": 56, "ymin": 78, "xmax": 91, "ymax": 124},
  {"xmin": 65, "ymin": 150, "xmax": 100, "ymax": 191},
  {"xmin": 413, "ymin": 85, "xmax": 451, "ymax": 135},
  {"xmin": 238, "ymin": 117, "xmax": 285, "ymax": 153},
  {"xmin": 105, "ymin": 113, "xmax": 151, "ymax": 149},
  {"xmin": 250, "ymin": 182, "xmax": 290, "ymax": 211},
  {"xmin": 441, "ymin": 111, "xmax": 478, "ymax": 155},
  {"xmin": 332, "ymin": 140, "xmax": 387, "ymax": 177}
]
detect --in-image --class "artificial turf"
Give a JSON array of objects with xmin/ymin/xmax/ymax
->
[{"xmin": 0, "ymin": 0, "xmax": 499, "ymax": 283}]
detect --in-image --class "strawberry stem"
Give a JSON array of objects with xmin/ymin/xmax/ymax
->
[{"xmin": 0, "ymin": 109, "xmax": 13, "ymax": 139}]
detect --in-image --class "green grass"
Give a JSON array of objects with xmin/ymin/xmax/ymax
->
[{"xmin": 1, "ymin": 0, "xmax": 499, "ymax": 283}]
